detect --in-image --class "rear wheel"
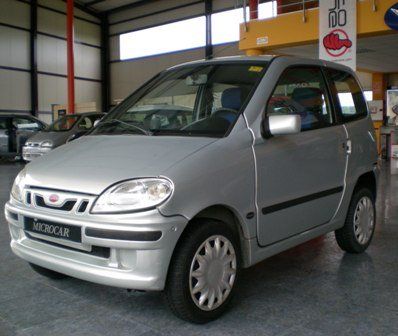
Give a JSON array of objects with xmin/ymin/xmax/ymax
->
[
  {"xmin": 29, "ymin": 263, "xmax": 68, "ymax": 280},
  {"xmin": 165, "ymin": 219, "xmax": 240, "ymax": 324},
  {"xmin": 335, "ymin": 188, "xmax": 375, "ymax": 253}
]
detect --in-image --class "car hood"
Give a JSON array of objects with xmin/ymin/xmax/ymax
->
[
  {"xmin": 28, "ymin": 131, "xmax": 70, "ymax": 147},
  {"xmin": 24, "ymin": 135, "xmax": 217, "ymax": 195}
]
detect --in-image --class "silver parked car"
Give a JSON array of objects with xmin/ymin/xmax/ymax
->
[
  {"xmin": 5, "ymin": 56, "xmax": 378, "ymax": 323},
  {"xmin": 0, "ymin": 114, "xmax": 47, "ymax": 160},
  {"xmin": 22, "ymin": 112, "xmax": 105, "ymax": 161}
]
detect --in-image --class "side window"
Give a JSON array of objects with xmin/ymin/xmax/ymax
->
[
  {"xmin": 0, "ymin": 118, "xmax": 7, "ymax": 130},
  {"xmin": 267, "ymin": 67, "xmax": 334, "ymax": 131},
  {"xmin": 327, "ymin": 69, "xmax": 367, "ymax": 122},
  {"xmin": 13, "ymin": 117, "xmax": 40, "ymax": 131}
]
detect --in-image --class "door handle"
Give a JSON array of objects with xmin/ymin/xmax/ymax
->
[{"xmin": 342, "ymin": 140, "xmax": 352, "ymax": 154}]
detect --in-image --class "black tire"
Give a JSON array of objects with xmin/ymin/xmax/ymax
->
[
  {"xmin": 29, "ymin": 263, "xmax": 68, "ymax": 280},
  {"xmin": 164, "ymin": 219, "xmax": 240, "ymax": 324},
  {"xmin": 335, "ymin": 187, "xmax": 376, "ymax": 253}
]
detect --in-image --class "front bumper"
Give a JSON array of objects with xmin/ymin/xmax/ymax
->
[
  {"xmin": 5, "ymin": 200, "xmax": 187, "ymax": 291},
  {"xmin": 22, "ymin": 146, "xmax": 52, "ymax": 161}
]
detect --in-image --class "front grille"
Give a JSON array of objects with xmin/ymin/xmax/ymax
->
[
  {"xmin": 26, "ymin": 192, "xmax": 32, "ymax": 205},
  {"xmin": 35, "ymin": 195, "xmax": 76, "ymax": 211},
  {"xmin": 77, "ymin": 201, "xmax": 89, "ymax": 213},
  {"xmin": 25, "ymin": 232, "xmax": 110, "ymax": 259},
  {"xmin": 24, "ymin": 187, "xmax": 95, "ymax": 215},
  {"xmin": 26, "ymin": 142, "xmax": 40, "ymax": 147}
]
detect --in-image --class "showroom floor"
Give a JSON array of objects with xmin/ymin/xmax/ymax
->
[{"xmin": 0, "ymin": 162, "xmax": 397, "ymax": 336}]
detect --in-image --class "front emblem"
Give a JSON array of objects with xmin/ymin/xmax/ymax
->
[{"xmin": 49, "ymin": 194, "xmax": 59, "ymax": 203}]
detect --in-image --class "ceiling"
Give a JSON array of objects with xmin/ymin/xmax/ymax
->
[
  {"xmin": 275, "ymin": 33, "xmax": 398, "ymax": 73},
  {"xmin": 76, "ymin": 0, "xmax": 150, "ymax": 13}
]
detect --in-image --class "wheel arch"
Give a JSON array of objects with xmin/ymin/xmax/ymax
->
[
  {"xmin": 353, "ymin": 170, "xmax": 377, "ymax": 200},
  {"xmin": 172, "ymin": 204, "xmax": 251, "ymax": 269}
]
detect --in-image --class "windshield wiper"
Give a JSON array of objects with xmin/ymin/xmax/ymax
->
[
  {"xmin": 97, "ymin": 119, "xmax": 151, "ymax": 135},
  {"xmin": 150, "ymin": 129, "xmax": 186, "ymax": 136}
]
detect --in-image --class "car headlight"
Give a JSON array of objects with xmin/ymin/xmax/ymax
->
[
  {"xmin": 11, "ymin": 169, "xmax": 27, "ymax": 202},
  {"xmin": 41, "ymin": 140, "xmax": 53, "ymax": 148},
  {"xmin": 91, "ymin": 178, "xmax": 173, "ymax": 214}
]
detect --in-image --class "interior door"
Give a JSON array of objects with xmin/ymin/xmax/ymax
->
[
  {"xmin": 255, "ymin": 66, "xmax": 348, "ymax": 246},
  {"xmin": 0, "ymin": 117, "xmax": 10, "ymax": 154}
]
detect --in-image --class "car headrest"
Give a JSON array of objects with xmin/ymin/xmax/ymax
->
[
  {"xmin": 291, "ymin": 87, "xmax": 323, "ymax": 102},
  {"xmin": 221, "ymin": 88, "xmax": 242, "ymax": 111}
]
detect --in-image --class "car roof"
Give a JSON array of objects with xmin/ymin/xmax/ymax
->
[
  {"xmin": 61, "ymin": 112, "xmax": 105, "ymax": 117},
  {"xmin": 78, "ymin": 112, "xmax": 105, "ymax": 116},
  {"xmin": 0, "ymin": 113, "xmax": 33, "ymax": 117},
  {"xmin": 167, "ymin": 55, "xmax": 355, "ymax": 75},
  {"xmin": 0, "ymin": 113, "xmax": 43, "ymax": 121}
]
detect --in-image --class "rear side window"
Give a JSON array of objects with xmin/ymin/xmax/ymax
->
[
  {"xmin": 267, "ymin": 67, "xmax": 334, "ymax": 132},
  {"xmin": 13, "ymin": 117, "xmax": 41, "ymax": 131},
  {"xmin": 327, "ymin": 69, "xmax": 368, "ymax": 122},
  {"xmin": 0, "ymin": 118, "xmax": 7, "ymax": 129}
]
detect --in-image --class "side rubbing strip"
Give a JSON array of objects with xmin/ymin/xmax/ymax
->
[
  {"xmin": 85, "ymin": 228, "xmax": 162, "ymax": 241},
  {"xmin": 262, "ymin": 186, "xmax": 344, "ymax": 215}
]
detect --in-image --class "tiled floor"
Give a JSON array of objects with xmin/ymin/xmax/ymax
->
[{"xmin": 0, "ymin": 161, "xmax": 397, "ymax": 336}]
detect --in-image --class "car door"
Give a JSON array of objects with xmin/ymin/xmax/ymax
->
[
  {"xmin": 325, "ymin": 68, "xmax": 378, "ymax": 180},
  {"xmin": 255, "ymin": 66, "xmax": 348, "ymax": 246},
  {"xmin": 0, "ymin": 117, "xmax": 10, "ymax": 154}
]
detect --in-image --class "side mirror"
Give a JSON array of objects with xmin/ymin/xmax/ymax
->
[
  {"xmin": 264, "ymin": 114, "xmax": 301, "ymax": 137},
  {"xmin": 93, "ymin": 119, "xmax": 100, "ymax": 127}
]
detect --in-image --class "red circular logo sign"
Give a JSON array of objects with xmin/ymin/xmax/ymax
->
[
  {"xmin": 323, "ymin": 29, "xmax": 352, "ymax": 57},
  {"xmin": 49, "ymin": 194, "xmax": 59, "ymax": 203}
]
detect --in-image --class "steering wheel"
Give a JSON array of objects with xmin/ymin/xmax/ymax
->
[{"xmin": 211, "ymin": 108, "xmax": 239, "ymax": 121}]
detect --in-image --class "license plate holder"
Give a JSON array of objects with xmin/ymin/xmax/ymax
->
[{"xmin": 24, "ymin": 217, "xmax": 82, "ymax": 243}]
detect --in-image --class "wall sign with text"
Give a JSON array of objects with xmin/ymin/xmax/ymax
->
[{"xmin": 319, "ymin": 0, "xmax": 357, "ymax": 70}]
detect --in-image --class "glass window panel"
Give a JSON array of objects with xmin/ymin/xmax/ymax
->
[
  {"xmin": 120, "ymin": 16, "xmax": 206, "ymax": 60},
  {"xmin": 267, "ymin": 67, "xmax": 334, "ymax": 132},
  {"xmin": 211, "ymin": 2, "xmax": 276, "ymax": 45}
]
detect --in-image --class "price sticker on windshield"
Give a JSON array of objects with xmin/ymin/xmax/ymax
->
[{"xmin": 248, "ymin": 66, "xmax": 263, "ymax": 73}]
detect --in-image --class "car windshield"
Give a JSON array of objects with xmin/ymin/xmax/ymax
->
[
  {"xmin": 92, "ymin": 62, "xmax": 268, "ymax": 138},
  {"xmin": 48, "ymin": 115, "xmax": 80, "ymax": 132}
]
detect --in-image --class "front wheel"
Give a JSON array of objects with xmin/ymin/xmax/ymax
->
[
  {"xmin": 335, "ymin": 188, "xmax": 376, "ymax": 253},
  {"xmin": 165, "ymin": 219, "xmax": 239, "ymax": 324}
]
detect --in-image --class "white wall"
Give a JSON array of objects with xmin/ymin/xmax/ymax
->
[
  {"xmin": 36, "ymin": 0, "xmax": 102, "ymax": 121},
  {"xmin": 0, "ymin": 0, "xmax": 102, "ymax": 123},
  {"xmin": 108, "ymin": 0, "xmax": 205, "ymax": 105},
  {"xmin": 0, "ymin": 0, "xmax": 30, "ymax": 114},
  {"xmin": 110, "ymin": 48, "xmax": 205, "ymax": 102}
]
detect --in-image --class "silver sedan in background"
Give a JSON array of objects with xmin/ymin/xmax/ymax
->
[{"xmin": 23, "ymin": 112, "xmax": 104, "ymax": 161}]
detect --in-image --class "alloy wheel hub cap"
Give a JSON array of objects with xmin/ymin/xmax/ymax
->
[
  {"xmin": 189, "ymin": 235, "xmax": 237, "ymax": 311},
  {"xmin": 354, "ymin": 196, "xmax": 374, "ymax": 245}
]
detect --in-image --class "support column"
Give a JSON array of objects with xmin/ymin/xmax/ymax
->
[
  {"xmin": 66, "ymin": 0, "xmax": 75, "ymax": 114},
  {"xmin": 30, "ymin": 0, "xmax": 38, "ymax": 117},
  {"xmin": 372, "ymin": 72, "xmax": 388, "ymax": 155},
  {"xmin": 205, "ymin": 0, "xmax": 213, "ymax": 59},
  {"xmin": 249, "ymin": 0, "xmax": 258, "ymax": 20},
  {"xmin": 101, "ymin": 13, "xmax": 110, "ymax": 112},
  {"xmin": 246, "ymin": 0, "xmax": 261, "ymax": 56}
]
